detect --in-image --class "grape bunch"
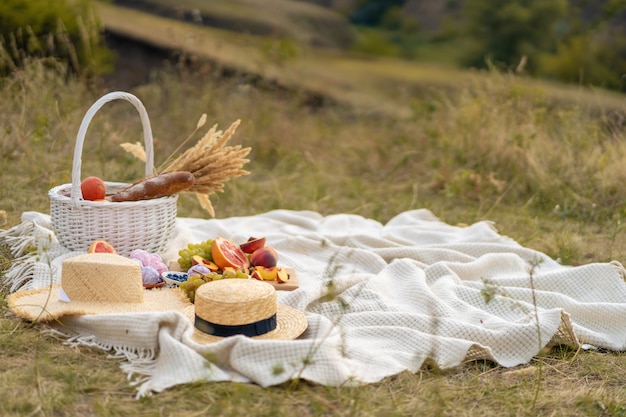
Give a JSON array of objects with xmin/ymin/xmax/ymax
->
[
  {"xmin": 177, "ymin": 239, "xmax": 214, "ymax": 270},
  {"xmin": 221, "ymin": 269, "xmax": 249, "ymax": 279},
  {"xmin": 179, "ymin": 277, "xmax": 207, "ymax": 303},
  {"xmin": 179, "ymin": 269, "xmax": 249, "ymax": 302}
]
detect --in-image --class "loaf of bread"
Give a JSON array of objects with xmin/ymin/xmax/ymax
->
[{"xmin": 110, "ymin": 171, "xmax": 195, "ymax": 202}]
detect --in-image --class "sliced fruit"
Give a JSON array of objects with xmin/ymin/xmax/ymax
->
[
  {"xmin": 250, "ymin": 268, "xmax": 264, "ymax": 280},
  {"xmin": 191, "ymin": 255, "xmax": 219, "ymax": 271},
  {"xmin": 276, "ymin": 267, "xmax": 290, "ymax": 283},
  {"xmin": 203, "ymin": 260, "xmax": 220, "ymax": 271},
  {"xmin": 87, "ymin": 239, "xmax": 117, "ymax": 254},
  {"xmin": 249, "ymin": 246, "xmax": 278, "ymax": 268},
  {"xmin": 191, "ymin": 255, "xmax": 204, "ymax": 265},
  {"xmin": 239, "ymin": 236, "xmax": 266, "ymax": 254},
  {"xmin": 252, "ymin": 265, "xmax": 278, "ymax": 281},
  {"xmin": 212, "ymin": 237, "xmax": 250, "ymax": 270}
]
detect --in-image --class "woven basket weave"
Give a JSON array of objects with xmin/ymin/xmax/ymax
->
[{"xmin": 49, "ymin": 92, "xmax": 177, "ymax": 257}]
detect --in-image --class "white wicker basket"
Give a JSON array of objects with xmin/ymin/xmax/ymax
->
[{"xmin": 49, "ymin": 91, "xmax": 177, "ymax": 257}]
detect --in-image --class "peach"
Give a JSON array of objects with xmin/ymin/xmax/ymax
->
[
  {"xmin": 250, "ymin": 268, "xmax": 264, "ymax": 280},
  {"xmin": 249, "ymin": 246, "xmax": 278, "ymax": 268},
  {"xmin": 191, "ymin": 255, "xmax": 219, "ymax": 271},
  {"xmin": 276, "ymin": 267, "xmax": 290, "ymax": 283},
  {"xmin": 239, "ymin": 236, "xmax": 266, "ymax": 254},
  {"xmin": 252, "ymin": 266, "xmax": 278, "ymax": 281},
  {"xmin": 80, "ymin": 176, "xmax": 106, "ymax": 201}
]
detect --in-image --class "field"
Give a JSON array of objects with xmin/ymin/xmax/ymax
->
[{"xmin": 1, "ymin": 2, "xmax": 626, "ymax": 416}]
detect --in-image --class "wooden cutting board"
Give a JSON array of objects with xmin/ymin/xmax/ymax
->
[{"xmin": 168, "ymin": 262, "xmax": 299, "ymax": 291}]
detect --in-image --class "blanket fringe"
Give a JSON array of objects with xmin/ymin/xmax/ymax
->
[
  {"xmin": 57, "ymin": 331, "xmax": 158, "ymax": 364},
  {"xmin": 42, "ymin": 326, "xmax": 159, "ymax": 398},
  {"xmin": 5, "ymin": 259, "xmax": 36, "ymax": 293},
  {"xmin": 1, "ymin": 218, "xmax": 70, "ymax": 292},
  {"xmin": 1, "ymin": 221, "xmax": 35, "ymax": 256},
  {"xmin": 1, "ymin": 221, "xmax": 38, "ymax": 292}
]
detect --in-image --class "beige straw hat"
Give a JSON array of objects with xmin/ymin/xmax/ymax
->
[
  {"xmin": 8, "ymin": 253, "xmax": 191, "ymax": 322},
  {"xmin": 189, "ymin": 278, "xmax": 307, "ymax": 344}
]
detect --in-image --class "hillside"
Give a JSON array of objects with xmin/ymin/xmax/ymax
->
[
  {"xmin": 97, "ymin": 1, "xmax": 626, "ymax": 120},
  {"xmin": 112, "ymin": 0, "xmax": 357, "ymax": 48}
]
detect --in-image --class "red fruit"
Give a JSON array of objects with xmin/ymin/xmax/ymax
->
[
  {"xmin": 211, "ymin": 237, "xmax": 250, "ymax": 270},
  {"xmin": 239, "ymin": 236, "xmax": 266, "ymax": 254},
  {"xmin": 81, "ymin": 176, "xmax": 106, "ymax": 201},
  {"xmin": 249, "ymin": 246, "xmax": 278, "ymax": 268},
  {"xmin": 87, "ymin": 239, "xmax": 117, "ymax": 254}
]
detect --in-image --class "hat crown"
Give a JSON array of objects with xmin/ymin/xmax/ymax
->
[
  {"xmin": 194, "ymin": 279, "xmax": 276, "ymax": 326},
  {"xmin": 62, "ymin": 253, "xmax": 143, "ymax": 303}
]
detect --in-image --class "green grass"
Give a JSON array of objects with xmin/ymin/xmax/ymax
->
[{"xmin": 1, "ymin": 5, "xmax": 626, "ymax": 415}]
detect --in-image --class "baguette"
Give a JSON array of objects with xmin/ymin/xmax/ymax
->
[{"xmin": 110, "ymin": 171, "xmax": 195, "ymax": 202}]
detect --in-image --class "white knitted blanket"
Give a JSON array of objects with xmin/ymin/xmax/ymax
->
[{"xmin": 2, "ymin": 209, "xmax": 626, "ymax": 397}]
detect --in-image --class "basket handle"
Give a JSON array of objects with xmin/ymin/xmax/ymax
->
[{"xmin": 70, "ymin": 91, "xmax": 155, "ymax": 206}]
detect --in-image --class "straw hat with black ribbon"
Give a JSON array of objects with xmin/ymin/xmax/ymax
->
[
  {"xmin": 188, "ymin": 278, "xmax": 308, "ymax": 344},
  {"xmin": 8, "ymin": 252, "xmax": 191, "ymax": 322}
]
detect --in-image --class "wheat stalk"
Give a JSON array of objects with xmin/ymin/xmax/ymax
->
[
  {"xmin": 119, "ymin": 142, "xmax": 146, "ymax": 162},
  {"xmin": 120, "ymin": 117, "xmax": 250, "ymax": 217}
]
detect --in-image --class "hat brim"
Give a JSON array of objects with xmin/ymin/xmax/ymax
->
[
  {"xmin": 8, "ymin": 284, "xmax": 192, "ymax": 322},
  {"xmin": 188, "ymin": 303, "xmax": 308, "ymax": 344}
]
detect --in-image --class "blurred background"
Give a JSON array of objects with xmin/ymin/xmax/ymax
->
[{"xmin": 1, "ymin": 0, "xmax": 625, "ymax": 92}]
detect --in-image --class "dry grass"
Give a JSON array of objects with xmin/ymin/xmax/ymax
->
[
  {"xmin": 1, "ymin": 27, "xmax": 626, "ymax": 416},
  {"xmin": 1, "ymin": 308, "xmax": 624, "ymax": 417}
]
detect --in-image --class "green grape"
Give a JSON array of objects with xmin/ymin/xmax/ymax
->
[
  {"xmin": 222, "ymin": 269, "xmax": 236, "ymax": 279},
  {"xmin": 177, "ymin": 239, "xmax": 214, "ymax": 270}
]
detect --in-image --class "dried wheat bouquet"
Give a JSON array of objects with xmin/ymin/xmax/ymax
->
[{"xmin": 121, "ymin": 116, "xmax": 251, "ymax": 217}]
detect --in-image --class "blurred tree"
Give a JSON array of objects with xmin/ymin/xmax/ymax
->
[
  {"xmin": 348, "ymin": 0, "xmax": 422, "ymax": 59},
  {"xmin": 349, "ymin": 0, "xmax": 406, "ymax": 26},
  {"xmin": 538, "ymin": 0, "xmax": 626, "ymax": 91},
  {"xmin": 0, "ymin": 0, "xmax": 112, "ymax": 78},
  {"xmin": 462, "ymin": 0, "xmax": 568, "ymax": 73}
]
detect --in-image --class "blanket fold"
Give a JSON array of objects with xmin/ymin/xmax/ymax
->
[{"xmin": 2, "ymin": 209, "xmax": 626, "ymax": 397}]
